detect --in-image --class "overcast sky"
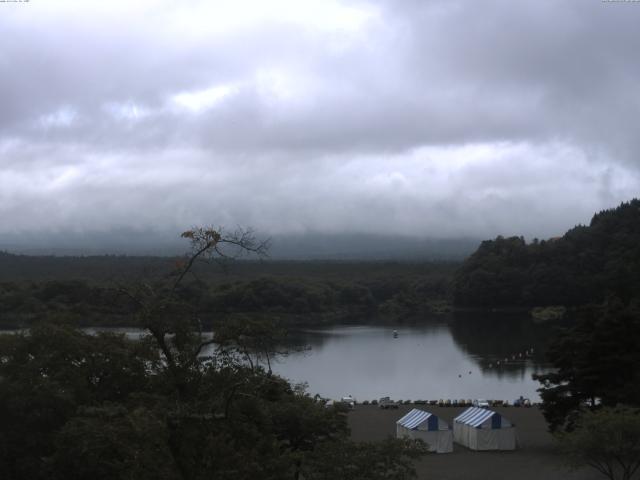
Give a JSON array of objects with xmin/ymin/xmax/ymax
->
[{"xmin": 1, "ymin": 0, "xmax": 639, "ymax": 250}]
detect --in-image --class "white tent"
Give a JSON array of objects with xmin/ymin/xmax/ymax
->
[
  {"xmin": 453, "ymin": 407, "xmax": 517, "ymax": 451},
  {"xmin": 396, "ymin": 409, "xmax": 453, "ymax": 453}
]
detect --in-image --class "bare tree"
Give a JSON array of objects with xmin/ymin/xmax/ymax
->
[{"xmin": 119, "ymin": 226, "xmax": 269, "ymax": 396}]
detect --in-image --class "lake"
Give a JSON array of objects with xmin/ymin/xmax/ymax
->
[
  {"xmin": 268, "ymin": 314, "xmax": 556, "ymax": 402},
  {"xmin": 2, "ymin": 313, "xmax": 558, "ymax": 403}
]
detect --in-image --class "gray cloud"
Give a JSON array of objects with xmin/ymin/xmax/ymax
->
[{"xmin": 0, "ymin": 0, "xmax": 639, "ymax": 252}]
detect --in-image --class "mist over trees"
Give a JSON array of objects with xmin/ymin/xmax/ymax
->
[{"xmin": 0, "ymin": 233, "xmax": 479, "ymax": 261}]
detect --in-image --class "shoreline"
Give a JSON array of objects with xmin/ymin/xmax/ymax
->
[{"xmin": 348, "ymin": 404, "xmax": 600, "ymax": 480}]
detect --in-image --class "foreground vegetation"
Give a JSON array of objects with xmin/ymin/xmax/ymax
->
[
  {"xmin": 534, "ymin": 294, "xmax": 640, "ymax": 479},
  {"xmin": 0, "ymin": 228, "xmax": 427, "ymax": 480},
  {"xmin": 535, "ymin": 298, "xmax": 640, "ymax": 430},
  {"xmin": 558, "ymin": 406, "xmax": 640, "ymax": 480},
  {"xmin": 0, "ymin": 322, "xmax": 428, "ymax": 480}
]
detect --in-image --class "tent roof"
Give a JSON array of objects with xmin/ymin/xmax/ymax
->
[
  {"xmin": 397, "ymin": 409, "xmax": 434, "ymax": 429},
  {"xmin": 454, "ymin": 407, "xmax": 497, "ymax": 427}
]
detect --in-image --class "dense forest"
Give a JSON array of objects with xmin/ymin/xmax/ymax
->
[
  {"xmin": 453, "ymin": 199, "xmax": 640, "ymax": 308},
  {"xmin": 2, "ymin": 199, "xmax": 639, "ymax": 326},
  {"xmin": 0, "ymin": 256, "xmax": 455, "ymax": 329}
]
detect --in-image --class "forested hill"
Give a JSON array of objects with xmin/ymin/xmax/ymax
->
[
  {"xmin": 0, "ymin": 254, "xmax": 456, "ymax": 328},
  {"xmin": 453, "ymin": 199, "xmax": 640, "ymax": 308}
]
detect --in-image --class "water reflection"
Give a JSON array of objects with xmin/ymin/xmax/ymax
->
[
  {"xmin": 271, "ymin": 316, "xmax": 556, "ymax": 402},
  {"xmin": 448, "ymin": 312, "xmax": 561, "ymax": 378},
  {"xmin": 0, "ymin": 316, "xmax": 559, "ymax": 402}
]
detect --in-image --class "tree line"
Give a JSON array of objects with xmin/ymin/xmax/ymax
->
[
  {"xmin": 0, "ymin": 266, "xmax": 453, "ymax": 329},
  {"xmin": 453, "ymin": 199, "xmax": 640, "ymax": 308}
]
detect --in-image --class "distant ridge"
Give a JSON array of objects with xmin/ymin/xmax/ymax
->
[
  {"xmin": 266, "ymin": 234, "xmax": 479, "ymax": 260},
  {"xmin": 0, "ymin": 233, "xmax": 476, "ymax": 282},
  {"xmin": 0, "ymin": 232, "xmax": 480, "ymax": 261}
]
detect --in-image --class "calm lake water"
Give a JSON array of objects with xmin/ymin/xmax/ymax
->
[
  {"xmin": 2, "ymin": 314, "xmax": 558, "ymax": 402},
  {"xmin": 270, "ymin": 315, "xmax": 556, "ymax": 402}
]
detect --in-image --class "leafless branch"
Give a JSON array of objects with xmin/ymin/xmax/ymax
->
[{"xmin": 171, "ymin": 226, "xmax": 268, "ymax": 294}]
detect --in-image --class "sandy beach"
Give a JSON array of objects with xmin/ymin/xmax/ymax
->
[{"xmin": 348, "ymin": 405, "xmax": 601, "ymax": 480}]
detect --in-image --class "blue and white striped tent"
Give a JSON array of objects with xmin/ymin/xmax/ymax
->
[
  {"xmin": 453, "ymin": 407, "xmax": 516, "ymax": 450},
  {"xmin": 396, "ymin": 409, "xmax": 453, "ymax": 453}
]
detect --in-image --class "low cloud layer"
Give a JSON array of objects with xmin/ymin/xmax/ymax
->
[{"xmin": 1, "ymin": 0, "xmax": 639, "ymax": 251}]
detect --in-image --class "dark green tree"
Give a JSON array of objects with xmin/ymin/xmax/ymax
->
[
  {"xmin": 301, "ymin": 437, "xmax": 428, "ymax": 480},
  {"xmin": 558, "ymin": 406, "xmax": 640, "ymax": 480},
  {"xmin": 0, "ymin": 323, "xmax": 158, "ymax": 480},
  {"xmin": 453, "ymin": 199, "xmax": 640, "ymax": 308},
  {"xmin": 535, "ymin": 299, "xmax": 640, "ymax": 431}
]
